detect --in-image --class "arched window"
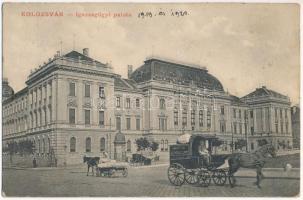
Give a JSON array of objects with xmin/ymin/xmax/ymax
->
[
  {"xmin": 85, "ymin": 137, "xmax": 91, "ymax": 152},
  {"xmin": 165, "ymin": 139, "xmax": 168, "ymax": 151},
  {"xmin": 38, "ymin": 139, "xmax": 41, "ymax": 154},
  {"xmin": 70, "ymin": 137, "xmax": 76, "ymax": 152},
  {"xmin": 33, "ymin": 140, "xmax": 36, "ymax": 153},
  {"xmin": 48, "ymin": 138, "xmax": 51, "ymax": 153},
  {"xmin": 100, "ymin": 137, "xmax": 106, "ymax": 152},
  {"xmin": 127, "ymin": 140, "xmax": 131, "ymax": 152},
  {"xmin": 42, "ymin": 139, "xmax": 45, "ymax": 154},
  {"xmin": 161, "ymin": 139, "xmax": 164, "ymax": 151}
]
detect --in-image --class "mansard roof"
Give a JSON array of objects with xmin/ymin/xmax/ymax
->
[
  {"xmin": 130, "ymin": 57, "xmax": 224, "ymax": 92},
  {"xmin": 242, "ymin": 86, "xmax": 288, "ymax": 100}
]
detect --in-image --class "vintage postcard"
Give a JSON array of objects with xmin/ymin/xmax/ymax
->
[{"xmin": 1, "ymin": 2, "xmax": 300, "ymax": 197}]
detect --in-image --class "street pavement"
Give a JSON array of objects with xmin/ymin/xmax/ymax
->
[{"xmin": 2, "ymin": 165, "xmax": 300, "ymax": 197}]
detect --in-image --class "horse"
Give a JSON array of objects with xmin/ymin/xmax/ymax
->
[
  {"xmin": 228, "ymin": 144, "xmax": 277, "ymax": 188},
  {"xmin": 83, "ymin": 156, "xmax": 100, "ymax": 176}
]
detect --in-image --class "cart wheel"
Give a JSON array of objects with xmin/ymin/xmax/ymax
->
[
  {"xmin": 167, "ymin": 163, "xmax": 185, "ymax": 186},
  {"xmin": 228, "ymin": 173, "xmax": 236, "ymax": 187},
  {"xmin": 197, "ymin": 170, "xmax": 211, "ymax": 187},
  {"xmin": 212, "ymin": 170, "xmax": 227, "ymax": 186},
  {"xmin": 185, "ymin": 169, "xmax": 199, "ymax": 185},
  {"xmin": 122, "ymin": 168, "xmax": 128, "ymax": 177}
]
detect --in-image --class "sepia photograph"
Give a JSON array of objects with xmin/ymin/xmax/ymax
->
[{"xmin": 1, "ymin": 2, "xmax": 301, "ymax": 197}]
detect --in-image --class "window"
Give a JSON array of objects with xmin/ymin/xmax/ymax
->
[
  {"xmin": 136, "ymin": 118, "xmax": 140, "ymax": 130},
  {"xmin": 281, "ymin": 123, "xmax": 284, "ymax": 134},
  {"xmin": 251, "ymin": 142, "xmax": 254, "ymax": 150},
  {"xmin": 233, "ymin": 108, "xmax": 237, "ymax": 118},
  {"xmin": 182, "ymin": 109, "xmax": 187, "ymax": 127},
  {"xmin": 220, "ymin": 121, "xmax": 226, "ymax": 133},
  {"xmin": 233, "ymin": 122, "xmax": 237, "ymax": 134},
  {"xmin": 159, "ymin": 118, "xmax": 167, "ymax": 131},
  {"xmin": 207, "ymin": 108, "xmax": 211, "ymax": 128},
  {"xmin": 251, "ymin": 127, "xmax": 254, "ymax": 135},
  {"xmin": 85, "ymin": 137, "xmax": 91, "ymax": 152},
  {"xmin": 70, "ymin": 137, "xmax": 76, "ymax": 152},
  {"xmin": 199, "ymin": 110, "xmax": 204, "ymax": 127},
  {"xmin": 286, "ymin": 122, "xmax": 289, "ymax": 134},
  {"xmin": 126, "ymin": 98, "xmax": 131, "ymax": 109},
  {"xmin": 160, "ymin": 98, "xmax": 165, "ymax": 109},
  {"xmin": 47, "ymin": 138, "xmax": 51, "ymax": 153},
  {"xmin": 69, "ymin": 108, "xmax": 75, "ymax": 124},
  {"xmin": 126, "ymin": 117, "xmax": 131, "ymax": 130},
  {"xmin": 116, "ymin": 117, "xmax": 121, "ymax": 130},
  {"xmin": 136, "ymin": 99, "xmax": 140, "ymax": 108},
  {"xmin": 42, "ymin": 139, "xmax": 45, "ymax": 153},
  {"xmin": 280, "ymin": 109, "xmax": 283, "ymax": 119},
  {"xmin": 244, "ymin": 110, "xmax": 248, "ymax": 120},
  {"xmin": 99, "ymin": 86, "xmax": 105, "ymax": 98},
  {"xmin": 99, "ymin": 111, "xmax": 104, "ymax": 126},
  {"xmin": 85, "ymin": 110, "xmax": 90, "ymax": 125},
  {"xmin": 250, "ymin": 110, "xmax": 254, "ymax": 118},
  {"xmin": 239, "ymin": 110, "xmax": 242, "ymax": 119},
  {"xmin": 239, "ymin": 123, "xmax": 242, "ymax": 134},
  {"xmin": 69, "ymin": 82, "xmax": 75, "ymax": 96},
  {"xmin": 174, "ymin": 111, "xmax": 178, "ymax": 126},
  {"xmin": 244, "ymin": 123, "xmax": 248, "ymax": 134},
  {"xmin": 116, "ymin": 97, "xmax": 121, "ymax": 108},
  {"xmin": 220, "ymin": 106, "xmax": 225, "ymax": 115},
  {"xmin": 275, "ymin": 122, "xmax": 279, "ymax": 133},
  {"xmin": 165, "ymin": 140, "xmax": 168, "ymax": 151},
  {"xmin": 161, "ymin": 139, "xmax": 164, "ymax": 151},
  {"xmin": 38, "ymin": 139, "xmax": 41, "ymax": 153},
  {"xmin": 84, "ymin": 84, "xmax": 90, "ymax": 97},
  {"xmin": 127, "ymin": 140, "xmax": 131, "ymax": 152},
  {"xmin": 100, "ymin": 137, "xmax": 105, "ymax": 151},
  {"xmin": 191, "ymin": 110, "xmax": 195, "ymax": 126}
]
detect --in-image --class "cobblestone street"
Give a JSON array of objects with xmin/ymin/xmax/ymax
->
[{"xmin": 2, "ymin": 165, "xmax": 300, "ymax": 197}]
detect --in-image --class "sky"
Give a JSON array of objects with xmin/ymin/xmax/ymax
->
[{"xmin": 2, "ymin": 3, "xmax": 300, "ymax": 104}]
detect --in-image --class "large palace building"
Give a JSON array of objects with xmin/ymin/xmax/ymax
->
[{"xmin": 2, "ymin": 49, "xmax": 293, "ymax": 166}]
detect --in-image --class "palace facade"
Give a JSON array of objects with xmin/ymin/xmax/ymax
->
[{"xmin": 2, "ymin": 48, "xmax": 293, "ymax": 166}]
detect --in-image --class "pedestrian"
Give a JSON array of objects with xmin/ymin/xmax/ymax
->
[{"xmin": 33, "ymin": 157, "xmax": 37, "ymax": 168}]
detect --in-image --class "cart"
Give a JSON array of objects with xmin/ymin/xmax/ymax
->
[{"xmin": 167, "ymin": 134, "xmax": 233, "ymax": 187}]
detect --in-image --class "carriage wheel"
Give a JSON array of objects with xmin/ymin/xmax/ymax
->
[
  {"xmin": 167, "ymin": 163, "xmax": 185, "ymax": 186},
  {"xmin": 228, "ymin": 173, "xmax": 236, "ymax": 187},
  {"xmin": 185, "ymin": 169, "xmax": 199, "ymax": 185},
  {"xmin": 122, "ymin": 168, "xmax": 128, "ymax": 177},
  {"xmin": 212, "ymin": 170, "xmax": 227, "ymax": 186},
  {"xmin": 197, "ymin": 170, "xmax": 211, "ymax": 187}
]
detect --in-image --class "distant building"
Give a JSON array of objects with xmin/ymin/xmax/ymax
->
[
  {"xmin": 2, "ymin": 78, "xmax": 14, "ymax": 101},
  {"xmin": 291, "ymin": 105, "xmax": 300, "ymax": 148},
  {"xmin": 2, "ymin": 49, "xmax": 294, "ymax": 166}
]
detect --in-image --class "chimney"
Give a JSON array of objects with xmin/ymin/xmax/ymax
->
[
  {"xmin": 128, "ymin": 65, "xmax": 133, "ymax": 79},
  {"xmin": 83, "ymin": 48, "xmax": 89, "ymax": 57}
]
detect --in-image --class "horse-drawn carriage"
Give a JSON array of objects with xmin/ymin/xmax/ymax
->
[
  {"xmin": 168, "ymin": 134, "xmax": 232, "ymax": 187},
  {"xmin": 96, "ymin": 161, "xmax": 128, "ymax": 177}
]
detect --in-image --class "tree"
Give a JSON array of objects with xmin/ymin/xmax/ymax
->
[
  {"xmin": 136, "ymin": 137, "xmax": 150, "ymax": 151},
  {"xmin": 257, "ymin": 139, "xmax": 268, "ymax": 147},
  {"xmin": 135, "ymin": 137, "xmax": 159, "ymax": 152},
  {"xmin": 150, "ymin": 141, "xmax": 159, "ymax": 152},
  {"xmin": 212, "ymin": 139, "xmax": 223, "ymax": 147},
  {"xmin": 235, "ymin": 139, "xmax": 247, "ymax": 150}
]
